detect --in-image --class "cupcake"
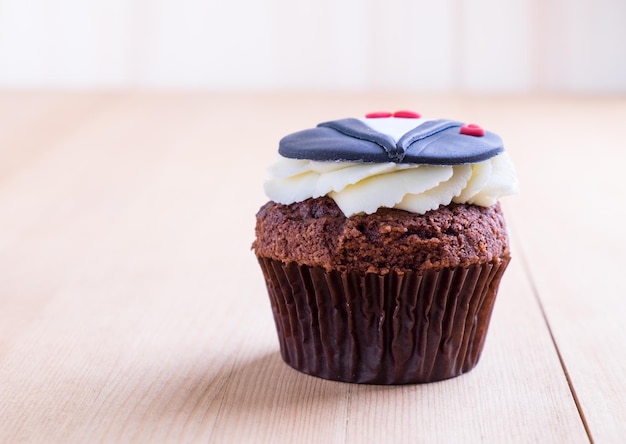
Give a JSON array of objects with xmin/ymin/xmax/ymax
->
[{"xmin": 253, "ymin": 110, "xmax": 518, "ymax": 384}]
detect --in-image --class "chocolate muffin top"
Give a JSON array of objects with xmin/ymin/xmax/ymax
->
[{"xmin": 253, "ymin": 197, "xmax": 510, "ymax": 274}]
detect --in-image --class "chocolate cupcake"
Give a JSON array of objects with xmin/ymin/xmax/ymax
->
[{"xmin": 253, "ymin": 110, "xmax": 518, "ymax": 384}]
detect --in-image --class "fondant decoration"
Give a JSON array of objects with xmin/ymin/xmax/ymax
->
[
  {"xmin": 460, "ymin": 124, "xmax": 486, "ymax": 137},
  {"xmin": 393, "ymin": 110, "xmax": 421, "ymax": 118},
  {"xmin": 279, "ymin": 116, "xmax": 503, "ymax": 165},
  {"xmin": 365, "ymin": 111, "xmax": 393, "ymax": 118}
]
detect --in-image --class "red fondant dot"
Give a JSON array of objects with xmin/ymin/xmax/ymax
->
[
  {"xmin": 365, "ymin": 111, "xmax": 392, "ymax": 118},
  {"xmin": 393, "ymin": 110, "xmax": 421, "ymax": 118},
  {"xmin": 460, "ymin": 124, "xmax": 485, "ymax": 137}
]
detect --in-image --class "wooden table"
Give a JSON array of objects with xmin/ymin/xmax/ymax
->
[{"xmin": 0, "ymin": 92, "xmax": 624, "ymax": 443}]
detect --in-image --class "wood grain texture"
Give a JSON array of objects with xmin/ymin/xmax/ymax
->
[
  {"xmin": 0, "ymin": 92, "xmax": 622, "ymax": 443},
  {"xmin": 498, "ymin": 97, "xmax": 626, "ymax": 443}
]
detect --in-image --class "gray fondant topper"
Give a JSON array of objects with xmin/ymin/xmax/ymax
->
[{"xmin": 278, "ymin": 115, "xmax": 503, "ymax": 165}]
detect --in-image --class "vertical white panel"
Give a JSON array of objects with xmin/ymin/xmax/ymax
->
[
  {"xmin": 134, "ymin": 0, "xmax": 276, "ymax": 89},
  {"xmin": 0, "ymin": 0, "xmax": 48, "ymax": 86},
  {"xmin": 459, "ymin": 0, "xmax": 534, "ymax": 92},
  {"xmin": 270, "ymin": 0, "xmax": 457, "ymax": 91},
  {"xmin": 539, "ymin": 0, "xmax": 626, "ymax": 93},
  {"xmin": 363, "ymin": 0, "xmax": 457, "ymax": 91},
  {"xmin": 405, "ymin": 0, "xmax": 457, "ymax": 91},
  {"xmin": 44, "ymin": 0, "xmax": 131, "ymax": 88},
  {"xmin": 270, "ymin": 0, "xmax": 350, "ymax": 90},
  {"xmin": 362, "ymin": 0, "xmax": 418, "ymax": 90},
  {"xmin": 0, "ymin": 0, "xmax": 131, "ymax": 88},
  {"xmin": 324, "ymin": 0, "xmax": 369, "ymax": 90}
]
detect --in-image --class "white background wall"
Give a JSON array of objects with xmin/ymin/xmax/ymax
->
[{"xmin": 0, "ymin": 0, "xmax": 624, "ymax": 93}]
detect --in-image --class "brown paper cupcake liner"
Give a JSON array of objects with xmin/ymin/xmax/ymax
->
[{"xmin": 258, "ymin": 256, "xmax": 510, "ymax": 384}]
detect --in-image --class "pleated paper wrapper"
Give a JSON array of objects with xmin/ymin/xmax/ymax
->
[{"xmin": 258, "ymin": 256, "xmax": 510, "ymax": 384}]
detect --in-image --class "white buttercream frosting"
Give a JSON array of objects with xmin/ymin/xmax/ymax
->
[{"xmin": 264, "ymin": 152, "xmax": 519, "ymax": 217}]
